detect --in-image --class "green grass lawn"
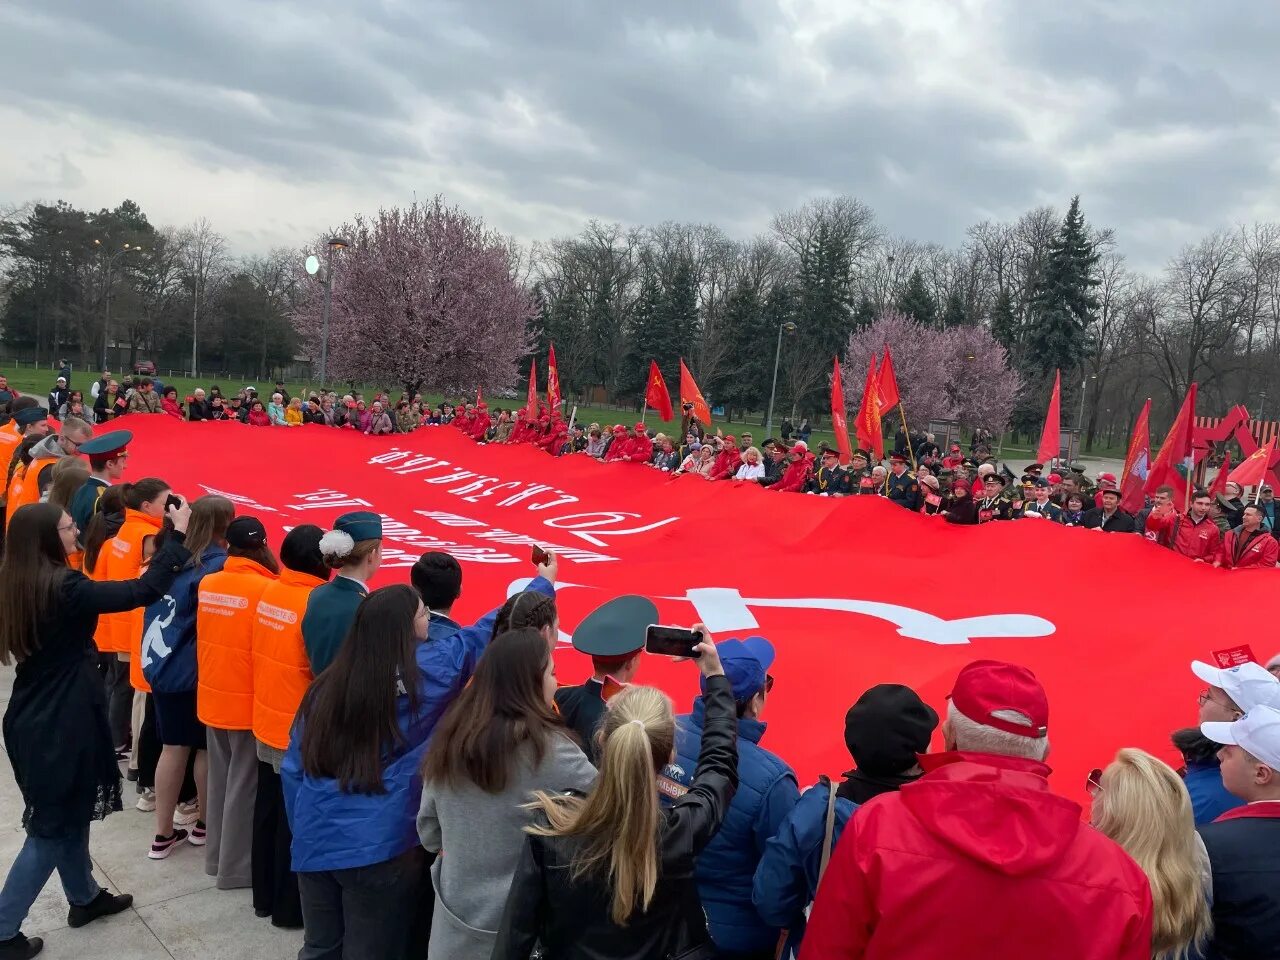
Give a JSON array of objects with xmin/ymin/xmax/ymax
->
[{"xmin": 1, "ymin": 362, "xmax": 1127, "ymax": 460}]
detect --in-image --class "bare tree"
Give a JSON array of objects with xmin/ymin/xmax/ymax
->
[{"xmin": 180, "ymin": 218, "xmax": 228, "ymax": 375}]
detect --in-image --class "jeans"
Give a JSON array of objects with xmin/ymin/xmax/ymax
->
[
  {"xmin": 0, "ymin": 827, "xmax": 100, "ymax": 939},
  {"xmin": 298, "ymin": 847, "xmax": 426, "ymax": 960}
]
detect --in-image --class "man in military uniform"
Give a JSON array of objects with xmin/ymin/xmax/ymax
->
[
  {"xmin": 1019, "ymin": 478, "xmax": 1064, "ymax": 522},
  {"xmin": 810, "ymin": 448, "xmax": 850, "ymax": 496},
  {"xmin": 848, "ymin": 449, "xmax": 877, "ymax": 495},
  {"xmin": 885, "ymin": 453, "xmax": 920, "ymax": 510},
  {"xmin": 71, "ymin": 430, "xmax": 132, "ymax": 534},
  {"xmin": 553, "ymin": 595, "xmax": 657, "ymax": 765},
  {"xmin": 976, "ymin": 473, "xmax": 1015, "ymax": 522}
]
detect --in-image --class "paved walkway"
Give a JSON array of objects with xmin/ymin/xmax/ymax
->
[{"xmin": 0, "ymin": 667, "xmax": 300, "ymax": 960}]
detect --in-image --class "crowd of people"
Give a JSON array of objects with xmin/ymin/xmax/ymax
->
[{"xmin": 1, "ymin": 368, "xmax": 1279, "ymax": 960}]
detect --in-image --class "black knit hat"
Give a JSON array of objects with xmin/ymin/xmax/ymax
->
[
  {"xmin": 844, "ymin": 684, "xmax": 939, "ymax": 775},
  {"xmin": 280, "ymin": 524, "xmax": 328, "ymax": 581}
]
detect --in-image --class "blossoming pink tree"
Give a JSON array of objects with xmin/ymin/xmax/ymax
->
[
  {"xmin": 292, "ymin": 197, "xmax": 536, "ymax": 397},
  {"xmin": 844, "ymin": 309, "xmax": 1022, "ymax": 434}
]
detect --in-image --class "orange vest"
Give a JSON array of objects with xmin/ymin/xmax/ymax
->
[
  {"xmin": 100, "ymin": 509, "xmax": 163, "ymax": 656},
  {"xmin": 251, "ymin": 569, "xmax": 326, "ymax": 749},
  {"xmin": 197, "ymin": 557, "xmax": 277, "ymax": 730},
  {"xmin": 5, "ymin": 455, "xmax": 57, "ymax": 526}
]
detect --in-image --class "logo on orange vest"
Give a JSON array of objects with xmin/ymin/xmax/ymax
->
[
  {"xmin": 257, "ymin": 601, "xmax": 298, "ymax": 625},
  {"xmin": 200, "ymin": 592, "xmax": 248, "ymax": 610}
]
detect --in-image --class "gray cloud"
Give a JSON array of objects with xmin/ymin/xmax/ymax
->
[{"xmin": 3, "ymin": 0, "xmax": 1278, "ymax": 269}]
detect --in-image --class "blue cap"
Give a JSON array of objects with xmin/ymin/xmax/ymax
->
[
  {"xmin": 14, "ymin": 407, "xmax": 47, "ymax": 427},
  {"xmin": 334, "ymin": 511, "xmax": 382, "ymax": 542},
  {"xmin": 701, "ymin": 635, "xmax": 775, "ymax": 702}
]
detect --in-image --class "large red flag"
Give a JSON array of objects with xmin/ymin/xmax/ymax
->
[
  {"xmin": 524, "ymin": 359, "xmax": 538, "ymax": 419},
  {"xmin": 1145, "ymin": 384, "xmax": 1198, "ymax": 504},
  {"xmin": 878, "ymin": 346, "xmax": 901, "ymax": 411},
  {"xmin": 546, "ymin": 344, "xmax": 562, "ymax": 416},
  {"xmin": 1119, "ymin": 399, "xmax": 1151, "ymax": 514},
  {"xmin": 1036, "ymin": 370, "xmax": 1061, "ymax": 466},
  {"xmin": 1208, "ymin": 453, "xmax": 1232, "ymax": 498},
  {"xmin": 679, "ymin": 359, "xmax": 711, "ymax": 427},
  {"xmin": 1228, "ymin": 438, "xmax": 1275, "ymax": 489},
  {"xmin": 855, "ymin": 354, "xmax": 884, "ymax": 459},
  {"xmin": 644, "ymin": 360, "xmax": 674, "ymax": 421},
  {"xmin": 830, "ymin": 356, "xmax": 852, "ymax": 465}
]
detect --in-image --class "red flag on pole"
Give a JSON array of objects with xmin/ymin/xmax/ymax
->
[
  {"xmin": 644, "ymin": 360, "xmax": 674, "ymax": 421},
  {"xmin": 476, "ymin": 386, "xmax": 483, "ymax": 407},
  {"xmin": 679, "ymin": 359, "xmax": 711, "ymax": 427},
  {"xmin": 830, "ymin": 356, "xmax": 852, "ymax": 465},
  {"xmin": 524, "ymin": 359, "xmax": 538, "ymax": 420},
  {"xmin": 546, "ymin": 344, "xmax": 562, "ymax": 417},
  {"xmin": 1227, "ymin": 438, "xmax": 1275, "ymax": 489},
  {"xmin": 1036, "ymin": 370, "xmax": 1061, "ymax": 466},
  {"xmin": 1145, "ymin": 383, "xmax": 1198, "ymax": 504},
  {"xmin": 1208, "ymin": 453, "xmax": 1232, "ymax": 498},
  {"xmin": 1119, "ymin": 399, "xmax": 1151, "ymax": 514},
  {"xmin": 878, "ymin": 346, "xmax": 900, "ymax": 411},
  {"xmin": 855, "ymin": 354, "xmax": 884, "ymax": 459}
]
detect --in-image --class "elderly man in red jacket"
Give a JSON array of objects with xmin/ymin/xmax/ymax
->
[
  {"xmin": 625, "ymin": 422, "xmax": 654, "ymax": 463},
  {"xmin": 768, "ymin": 443, "xmax": 814, "ymax": 493},
  {"xmin": 1216, "ymin": 504, "xmax": 1279, "ymax": 569},
  {"xmin": 603, "ymin": 424, "xmax": 632, "ymax": 462},
  {"xmin": 468, "ymin": 401, "xmax": 492, "ymax": 441},
  {"xmin": 801, "ymin": 659, "xmax": 1153, "ymax": 960},
  {"xmin": 709, "ymin": 434, "xmax": 743, "ymax": 481}
]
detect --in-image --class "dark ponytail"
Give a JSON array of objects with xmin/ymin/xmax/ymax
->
[{"xmin": 121, "ymin": 478, "xmax": 170, "ymax": 511}]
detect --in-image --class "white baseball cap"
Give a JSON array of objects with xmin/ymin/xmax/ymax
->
[
  {"xmin": 1202, "ymin": 705, "xmax": 1280, "ymax": 771},
  {"xmin": 1191, "ymin": 660, "xmax": 1280, "ymax": 711}
]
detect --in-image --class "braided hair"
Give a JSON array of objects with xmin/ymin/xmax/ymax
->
[{"xmin": 491, "ymin": 590, "xmax": 558, "ymax": 641}]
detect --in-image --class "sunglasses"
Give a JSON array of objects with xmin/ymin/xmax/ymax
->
[{"xmin": 1086, "ymin": 767, "xmax": 1103, "ymax": 795}]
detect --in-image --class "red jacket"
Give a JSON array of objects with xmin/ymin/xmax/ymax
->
[
  {"xmin": 604, "ymin": 435, "xmax": 632, "ymax": 462},
  {"xmin": 627, "ymin": 432, "xmax": 653, "ymax": 463},
  {"xmin": 709, "ymin": 447, "xmax": 742, "ymax": 481},
  {"xmin": 1219, "ymin": 528, "xmax": 1279, "ymax": 568},
  {"xmin": 1172, "ymin": 514, "xmax": 1222, "ymax": 562},
  {"xmin": 468, "ymin": 411, "xmax": 491, "ymax": 440},
  {"xmin": 769, "ymin": 455, "xmax": 813, "ymax": 493},
  {"xmin": 801, "ymin": 752, "xmax": 1152, "ymax": 960}
]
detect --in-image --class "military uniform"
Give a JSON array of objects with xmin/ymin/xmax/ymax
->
[
  {"xmin": 70, "ymin": 430, "xmax": 131, "ymax": 534},
  {"xmin": 847, "ymin": 451, "xmax": 878, "ymax": 495},
  {"xmin": 885, "ymin": 456, "xmax": 920, "ymax": 510},
  {"xmin": 975, "ymin": 495, "xmax": 1014, "ymax": 523},
  {"xmin": 553, "ymin": 594, "xmax": 657, "ymax": 765},
  {"xmin": 810, "ymin": 462, "xmax": 849, "ymax": 496},
  {"xmin": 299, "ymin": 511, "xmax": 382, "ymax": 673}
]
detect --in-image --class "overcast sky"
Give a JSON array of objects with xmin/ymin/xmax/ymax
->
[{"xmin": 3, "ymin": 1, "xmax": 1278, "ymax": 270}]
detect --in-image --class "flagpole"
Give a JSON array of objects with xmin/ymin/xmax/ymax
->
[
  {"xmin": 568, "ymin": 405, "xmax": 578, "ymax": 434},
  {"xmin": 897, "ymin": 403, "xmax": 917, "ymax": 471}
]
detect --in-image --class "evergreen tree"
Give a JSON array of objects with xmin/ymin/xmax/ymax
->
[
  {"xmin": 792, "ymin": 222, "xmax": 854, "ymax": 407},
  {"xmin": 716, "ymin": 281, "xmax": 771, "ymax": 414},
  {"xmin": 760, "ymin": 282, "xmax": 799, "ymax": 416},
  {"xmin": 1024, "ymin": 196, "xmax": 1100, "ymax": 377},
  {"xmin": 895, "ymin": 269, "xmax": 937, "ymax": 327},
  {"xmin": 940, "ymin": 289, "xmax": 968, "ymax": 328},
  {"xmin": 852, "ymin": 294, "xmax": 877, "ymax": 329},
  {"xmin": 990, "ymin": 286, "xmax": 1019, "ymax": 352}
]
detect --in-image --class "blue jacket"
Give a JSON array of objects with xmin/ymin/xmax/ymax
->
[
  {"xmin": 752, "ymin": 779, "xmax": 857, "ymax": 949},
  {"xmin": 1185, "ymin": 761, "xmax": 1245, "ymax": 825},
  {"xmin": 141, "ymin": 546, "xmax": 227, "ymax": 694},
  {"xmin": 282, "ymin": 576, "xmax": 554, "ymax": 873},
  {"xmin": 660, "ymin": 697, "xmax": 799, "ymax": 954},
  {"xmin": 1198, "ymin": 806, "xmax": 1280, "ymax": 959}
]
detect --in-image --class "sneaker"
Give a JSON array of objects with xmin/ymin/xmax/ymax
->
[
  {"xmin": 135, "ymin": 789, "xmax": 156, "ymax": 813},
  {"xmin": 0, "ymin": 934, "xmax": 43, "ymax": 959},
  {"xmin": 187, "ymin": 821, "xmax": 207, "ymax": 847},
  {"xmin": 67, "ymin": 890, "xmax": 133, "ymax": 929},
  {"xmin": 125, "ymin": 768, "xmax": 138, "ymax": 783},
  {"xmin": 173, "ymin": 800, "xmax": 200, "ymax": 826},
  {"xmin": 148, "ymin": 830, "xmax": 188, "ymax": 860}
]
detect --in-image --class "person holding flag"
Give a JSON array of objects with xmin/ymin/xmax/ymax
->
[{"xmin": 680, "ymin": 360, "xmax": 711, "ymax": 440}]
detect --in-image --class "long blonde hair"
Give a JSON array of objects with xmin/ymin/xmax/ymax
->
[
  {"xmin": 1092, "ymin": 748, "xmax": 1212, "ymax": 960},
  {"xmin": 526, "ymin": 685, "xmax": 675, "ymax": 925}
]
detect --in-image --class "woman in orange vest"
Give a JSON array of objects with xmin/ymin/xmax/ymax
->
[
  {"xmin": 100, "ymin": 478, "xmax": 172, "ymax": 786},
  {"xmin": 196, "ymin": 516, "xmax": 279, "ymax": 891},
  {"xmin": 250, "ymin": 525, "xmax": 330, "ymax": 927},
  {"xmin": 82, "ymin": 487, "xmax": 131, "ymax": 752}
]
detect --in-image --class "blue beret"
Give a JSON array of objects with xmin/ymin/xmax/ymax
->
[
  {"xmin": 334, "ymin": 511, "xmax": 382, "ymax": 542},
  {"xmin": 14, "ymin": 407, "xmax": 47, "ymax": 427}
]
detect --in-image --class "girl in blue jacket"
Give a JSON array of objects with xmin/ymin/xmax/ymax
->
[{"xmin": 141, "ymin": 496, "xmax": 233, "ymax": 859}]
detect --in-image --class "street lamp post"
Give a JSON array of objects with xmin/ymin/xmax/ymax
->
[
  {"xmin": 1076, "ymin": 373, "xmax": 1097, "ymax": 457},
  {"xmin": 764, "ymin": 320, "xmax": 797, "ymax": 438},
  {"xmin": 1259, "ymin": 391, "xmax": 1268, "ymax": 423},
  {"xmin": 94, "ymin": 240, "xmax": 141, "ymax": 371},
  {"xmin": 314, "ymin": 236, "xmax": 349, "ymax": 387}
]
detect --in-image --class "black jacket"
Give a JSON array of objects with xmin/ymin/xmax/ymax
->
[
  {"xmin": 3, "ymin": 535, "xmax": 190, "ymax": 836},
  {"xmin": 1080, "ymin": 507, "xmax": 1136, "ymax": 532},
  {"xmin": 187, "ymin": 399, "xmax": 211, "ymax": 421},
  {"xmin": 494, "ymin": 674, "xmax": 739, "ymax": 960},
  {"xmin": 1198, "ymin": 807, "xmax": 1280, "ymax": 960}
]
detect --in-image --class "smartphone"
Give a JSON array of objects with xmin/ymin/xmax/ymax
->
[
  {"xmin": 165, "ymin": 494, "xmax": 183, "ymax": 512},
  {"xmin": 644, "ymin": 624, "xmax": 704, "ymax": 658},
  {"xmin": 531, "ymin": 545, "xmax": 550, "ymax": 566}
]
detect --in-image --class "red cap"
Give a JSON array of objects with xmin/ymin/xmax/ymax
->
[
  {"xmin": 1047, "ymin": 472, "xmax": 1063, "ymax": 483},
  {"xmin": 1098, "ymin": 472, "xmax": 1117, "ymax": 484},
  {"xmin": 634, "ymin": 422, "xmax": 647, "ymax": 432},
  {"xmin": 613, "ymin": 424, "xmax": 627, "ymax": 434},
  {"xmin": 949, "ymin": 660, "xmax": 1048, "ymax": 739}
]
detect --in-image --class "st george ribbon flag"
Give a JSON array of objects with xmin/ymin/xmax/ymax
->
[{"xmin": 117, "ymin": 416, "xmax": 1276, "ymax": 795}]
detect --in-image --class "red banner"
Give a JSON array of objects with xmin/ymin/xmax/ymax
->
[
  {"xmin": 1120, "ymin": 399, "xmax": 1151, "ymax": 514},
  {"xmin": 878, "ymin": 346, "xmax": 900, "ymax": 412},
  {"xmin": 1147, "ymin": 383, "xmax": 1197, "ymax": 503},
  {"xmin": 645, "ymin": 361, "xmax": 674, "ymax": 422},
  {"xmin": 1037, "ymin": 370, "xmax": 1061, "ymax": 466},
  {"xmin": 115, "ymin": 417, "xmax": 1276, "ymax": 795},
  {"xmin": 855, "ymin": 354, "xmax": 883, "ymax": 459},
  {"xmin": 546, "ymin": 344, "xmax": 562, "ymax": 418},
  {"xmin": 830, "ymin": 357, "xmax": 852, "ymax": 465},
  {"xmin": 679, "ymin": 359, "xmax": 711, "ymax": 427},
  {"xmin": 1228, "ymin": 438, "xmax": 1274, "ymax": 489},
  {"xmin": 524, "ymin": 359, "xmax": 538, "ymax": 420}
]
